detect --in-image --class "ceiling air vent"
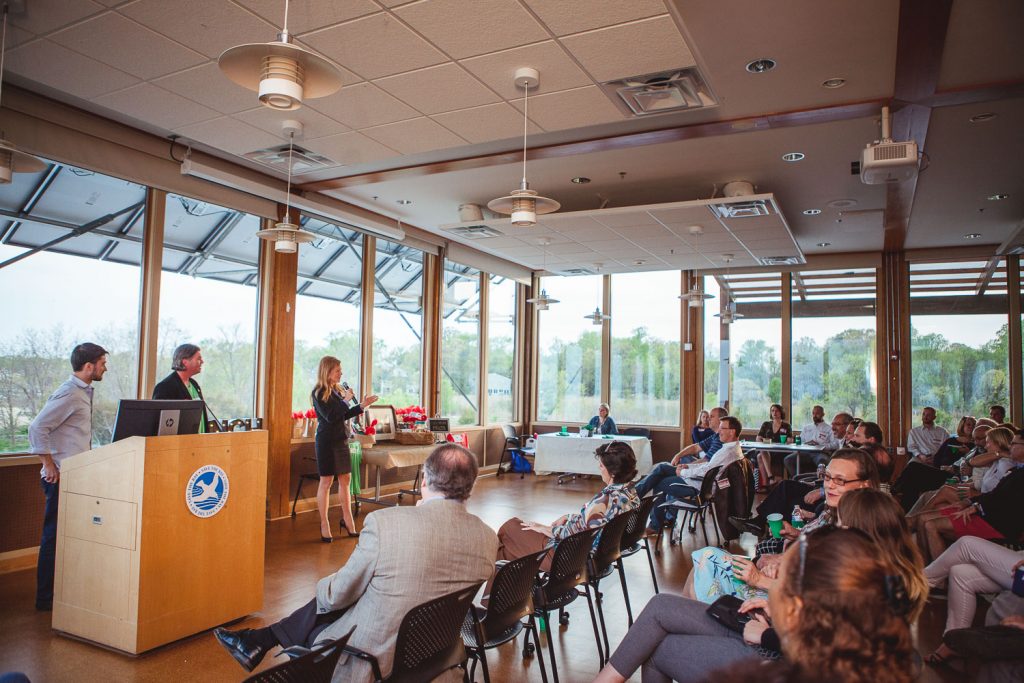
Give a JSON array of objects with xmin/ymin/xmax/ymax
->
[
  {"xmin": 712, "ymin": 200, "xmax": 772, "ymax": 219},
  {"xmin": 759, "ymin": 256, "xmax": 803, "ymax": 266},
  {"xmin": 600, "ymin": 67, "xmax": 718, "ymax": 117},
  {"xmin": 444, "ymin": 225, "xmax": 504, "ymax": 239},
  {"xmin": 244, "ymin": 145, "xmax": 341, "ymax": 174},
  {"xmin": 560, "ymin": 267, "xmax": 595, "ymax": 276}
]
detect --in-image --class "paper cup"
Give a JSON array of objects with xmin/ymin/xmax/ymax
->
[{"xmin": 766, "ymin": 513, "xmax": 784, "ymax": 538}]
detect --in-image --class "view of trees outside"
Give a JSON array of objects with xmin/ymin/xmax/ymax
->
[
  {"xmin": 440, "ymin": 264, "xmax": 480, "ymax": 426},
  {"xmin": 536, "ymin": 275, "xmax": 602, "ymax": 422},
  {"xmin": 723, "ymin": 274, "xmax": 782, "ymax": 429},
  {"xmin": 0, "ymin": 244, "xmax": 141, "ymax": 452},
  {"xmin": 292, "ymin": 297, "xmax": 361, "ymax": 414},
  {"xmin": 610, "ymin": 271, "xmax": 680, "ymax": 426},
  {"xmin": 703, "ymin": 276, "xmax": 723, "ymax": 415},
  {"xmin": 487, "ymin": 275, "xmax": 516, "ymax": 425},
  {"xmin": 791, "ymin": 317, "xmax": 877, "ymax": 426},
  {"xmin": 371, "ymin": 241, "xmax": 423, "ymax": 408}
]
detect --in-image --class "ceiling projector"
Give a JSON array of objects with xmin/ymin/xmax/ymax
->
[{"xmin": 860, "ymin": 105, "xmax": 919, "ymax": 185}]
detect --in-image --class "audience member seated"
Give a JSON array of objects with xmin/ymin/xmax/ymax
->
[
  {"xmin": 212, "ymin": 444, "xmax": 497, "ymax": 678},
  {"xmin": 586, "ymin": 402, "xmax": 618, "ymax": 435},
  {"xmin": 633, "ymin": 416, "xmax": 743, "ymax": 534},
  {"xmin": 943, "ymin": 595, "xmax": 1024, "ymax": 683},
  {"xmin": 845, "ymin": 417, "xmax": 862, "ymax": 444},
  {"xmin": 496, "ymin": 441, "xmax": 638, "ymax": 568},
  {"xmin": 915, "ymin": 428, "xmax": 1024, "ymax": 562},
  {"xmin": 923, "ymin": 536, "xmax": 1024, "ymax": 667},
  {"xmin": 894, "ymin": 423, "xmax": 991, "ymax": 512},
  {"xmin": 851, "ymin": 420, "xmax": 894, "ymax": 482},
  {"xmin": 931, "ymin": 415, "xmax": 978, "ymax": 468},
  {"xmin": 704, "ymin": 528, "xmax": 920, "ymax": 683},
  {"xmin": 783, "ymin": 408, "xmax": 848, "ymax": 477},
  {"xmin": 990, "ymin": 404, "xmax": 1007, "ymax": 424},
  {"xmin": 755, "ymin": 404, "xmax": 792, "ymax": 491},
  {"xmin": 907, "ymin": 406, "xmax": 950, "ymax": 460},
  {"xmin": 691, "ymin": 409, "xmax": 714, "ymax": 445},
  {"xmin": 687, "ymin": 448, "xmax": 880, "ymax": 604}
]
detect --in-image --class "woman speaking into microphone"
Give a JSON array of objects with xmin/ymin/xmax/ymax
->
[{"xmin": 311, "ymin": 356, "xmax": 378, "ymax": 542}]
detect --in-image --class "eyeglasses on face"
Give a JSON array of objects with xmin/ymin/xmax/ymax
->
[{"xmin": 822, "ymin": 472, "xmax": 864, "ymax": 487}]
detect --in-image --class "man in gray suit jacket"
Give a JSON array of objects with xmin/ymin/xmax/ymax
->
[{"xmin": 215, "ymin": 443, "xmax": 497, "ymax": 681}]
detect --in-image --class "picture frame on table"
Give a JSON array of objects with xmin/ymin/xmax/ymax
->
[{"xmin": 366, "ymin": 404, "xmax": 398, "ymax": 441}]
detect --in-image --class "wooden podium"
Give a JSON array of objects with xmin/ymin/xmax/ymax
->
[{"xmin": 51, "ymin": 431, "xmax": 268, "ymax": 654}]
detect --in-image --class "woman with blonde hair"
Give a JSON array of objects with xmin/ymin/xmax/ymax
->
[
  {"xmin": 311, "ymin": 356, "xmax": 377, "ymax": 542},
  {"xmin": 691, "ymin": 409, "xmax": 714, "ymax": 445},
  {"xmin": 837, "ymin": 488, "xmax": 929, "ymax": 621}
]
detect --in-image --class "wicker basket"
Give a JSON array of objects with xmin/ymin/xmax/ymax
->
[
  {"xmin": 355, "ymin": 433, "xmax": 375, "ymax": 449},
  {"xmin": 395, "ymin": 430, "xmax": 434, "ymax": 445}
]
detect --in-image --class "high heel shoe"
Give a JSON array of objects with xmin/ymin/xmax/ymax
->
[
  {"xmin": 340, "ymin": 520, "xmax": 360, "ymax": 538},
  {"xmin": 320, "ymin": 524, "xmax": 333, "ymax": 543}
]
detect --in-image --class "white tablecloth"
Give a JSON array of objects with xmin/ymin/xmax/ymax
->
[{"xmin": 534, "ymin": 434, "xmax": 652, "ymax": 476}]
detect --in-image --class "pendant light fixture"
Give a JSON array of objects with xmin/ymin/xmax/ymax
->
[
  {"xmin": 218, "ymin": 0, "xmax": 342, "ymax": 111},
  {"xmin": 714, "ymin": 253, "xmax": 741, "ymax": 322},
  {"xmin": 487, "ymin": 67, "xmax": 559, "ymax": 227},
  {"xmin": 255, "ymin": 129, "xmax": 315, "ymax": 253},
  {"xmin": 526, "ymin": 237, "xmax": 559, "ymax": 310},
  {"xmin": 583, "ymin": 306, "xmax": 610, "ymax": 325},
  {"xmin": 0, "ymin": 3, "xmax": 45, "ymax": 184},
  {"xmin": 679, "ymin": 226, "xmax": 714, "ymax": 308}
]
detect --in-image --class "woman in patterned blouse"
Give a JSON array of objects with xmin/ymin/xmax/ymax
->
[{"xmin": 496, "ymin": 441, "xmax": 640, "ymax": 570}]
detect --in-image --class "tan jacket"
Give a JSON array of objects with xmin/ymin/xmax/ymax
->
[{"xmin": 314, "ymin": 498, "xmax": 498, "ymax": 682}]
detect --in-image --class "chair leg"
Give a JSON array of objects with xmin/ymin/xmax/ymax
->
[
  {"xmin": 643, "ymin": 539, "xmax": 660, "ymax": 593},
  {"xmin": 542, "ymin": 610, "xmax": 560, "ymax": 683},
  {"xmin": 616, "ymin": 559, "xmax": 634, "ymax": 626},
  {"xmin": 467, "ymin": 653, "xmax": 478, "ymax": 682},
  {"xmin": 582, "ymin": 585, "xmax": 605, "ymax": 668},
  {"xmin": 710, "ymin": 506, "xmax": 723, "ymax": 547},
  {"xmin": 477, "ymin": 645, "xmax": 491, "ymax": 683},
  {"xmin": 592, "ymin": 579, "xmax": 611, "ymax": 665},
  {"xmin": 699, "ymin": 508, "xmax": 710, "ymax": 546},
  {"xmin": 528, "ymin": 617, "xmax": 549, "ymax": 683}
]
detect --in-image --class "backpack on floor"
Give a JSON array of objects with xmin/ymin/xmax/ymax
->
[{"xmin": 509, "ymin": 449, "xmax": 533, "ymax": 474}]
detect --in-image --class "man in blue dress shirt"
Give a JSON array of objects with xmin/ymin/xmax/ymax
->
[{"xmin": 28, "ymin": 342, "xmax": 107, "ymax": 611}]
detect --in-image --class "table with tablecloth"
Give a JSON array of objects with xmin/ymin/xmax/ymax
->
[{"xmin": 534, "ymin": 433, "xmax": 653, "ymax": 476}]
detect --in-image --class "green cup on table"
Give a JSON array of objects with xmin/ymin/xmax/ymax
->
[{"xmin": 766, "ymin": 513, "xmax": 784, "ymax": 539}]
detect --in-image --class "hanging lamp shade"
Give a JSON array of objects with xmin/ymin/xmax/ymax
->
[
  {"xmin": 255, "ymin": 221, "xmax": 316, "ymax": 253},
  {"xmin": 715, "ymin": 309, "xmax": 744, "ymax": 324},
  {"xmin": 681, "ymin": 285, "xmax": 714, "ymax": 308},
  {"xmin": 526, "ymin": 288, "xmax": 559, "ymax": 311},
  {"xmin": 583, "ymin": 307, "xmax": 610, "ymax": 325}
]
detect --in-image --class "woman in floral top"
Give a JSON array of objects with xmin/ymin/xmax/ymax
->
[{"xmin": 496, "ymin": 441, "xmax": 640, "ymax": 570}]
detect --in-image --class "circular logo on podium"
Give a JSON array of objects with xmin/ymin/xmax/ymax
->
[{"xmin": 185, "ymin": 465, "xmax": 229, "ymax": 518}]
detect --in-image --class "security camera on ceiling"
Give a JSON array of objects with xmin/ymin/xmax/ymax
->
[{"xmin": 860, "ymin": 105, "xmax": 919, "ymax": 185}]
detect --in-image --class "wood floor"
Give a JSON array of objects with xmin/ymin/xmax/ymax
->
[{"xmin": 0, "ymin": 474, "xmax": 967, "ymax": 682}]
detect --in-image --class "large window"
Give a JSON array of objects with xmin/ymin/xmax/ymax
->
[
  {"xmin": 487, "ymin": 275, "xmax": 517, "ymax": 425},
  {"xmin": 536, "ymin": 275, "xmax": 602, "ymax": 423},
  {"xmin": 791, "ymin": 269, "xmax": 877, "ymax": 426},
  {"xmin": 909, "ymin": 260, "xmax": 1010, "ymax": 429},
  {"xmin": 157, "ymin": 195, "xmax": 260, "ymax": 420},
  {"xmin": 371, "ymin": 239, "xmax": 424, "ymax": 408},
  {"xmin": 0, "ymin": 162, "xmax": 144, "ymax": 451},
  {"xmin": 703, "ymin": 276, "xmax": 723, "ymax": 413},
  {"xmin": 610, "ymin": 271, "xmax": 680, "ymax": 426},
  {"xmin": 293, "ymin": 220, "xmax": 363, "ymax": 410},
  {"xmin": 718, "ymin": 272, "xmax": 782, "ymax": 429},
  {"xmin": 440, "ymin": 263, "xmax": 480, "ymax": 426}
]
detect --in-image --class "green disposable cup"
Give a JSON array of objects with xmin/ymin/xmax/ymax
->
[
  {"xmin": 766, "ymin": 513, "xmax": 784, "ymax": 538},
  {"xmin": 780, "ymin": 435, "xmax": 788, "ymax": 444}
]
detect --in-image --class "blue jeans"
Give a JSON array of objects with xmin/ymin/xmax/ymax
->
[
  {"xmin": 635, "ymin": 463, "xmax": 699, "ymax": 528},
  {"xmin": 37, "ymin": 478, "xmax": 59, "ymax": 608}
]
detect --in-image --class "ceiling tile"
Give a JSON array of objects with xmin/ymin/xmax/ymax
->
[
  {"xmin": 119, "ymin": 0, "xmax": 277, "ymax": 59},
  {"xmin": 153, "ymin": 63, "xmax": 257, "ymax": 114},
  {"xmin": 559, "ymin": 15, "xmax": 695, "ymax": 82},
  {"xmin": 5, "ymin": 39, "xmax": 140, "ymax": 99},
  {"xmin": 302, "ymin": 12, "xmax": 446, "ymax": 79},
  {"xmin": 431, "ymin": 102, "xmax": 541, "ymax": 143},
  {"xmin": 174, "ymin": 116, "xmax": 282, "ymax": 154},
  {"xmin": 49, "ymin": 13, "xmax": 206, "ymax": 80},
  {"xmin": 93, "ymin": 83, "xmax": 220, "ymax": 130},
  {"xmin": 308, "ymin": 83, "xmax": 420, "ymax": 129},
  {"xmin": 460, "ymin": 40, "xmax": 592, "ymax": 99},
  {"xmin": 393, "ymin": 0, "xmax": 548, "ymax": 59},
  {"xmin": 302, "ymin": 131, "xmax": 401, "ymax": 166},
  {"xmin": 10, "ymin": 0, "xmax": 104, "ymax": 35},
  {"xmin": 236, "ymin": 0, "xmax": 380, "ymax": 35},
  {"xmin": 361, "ymin": 117, "xmax": 467, "ymax": 155},
  {"xmin": 510, "ymin": 86, "xmax": 624, "ymax": 131},
  {"xmin": 522, "ymin": 0, "xmax": 667, "ymax": 36},
  {"xmin": 375, "ymin": 63, "xmax": 500, "ymax": 114},
  {"xmin": 235, "ymin": 105, "xmax": 349, "ymax": 140}
]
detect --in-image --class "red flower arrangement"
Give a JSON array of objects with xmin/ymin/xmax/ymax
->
[
  {"xmin": 362, "ymin": 418, "xmax": 379, "ymax": 436},
  {"xmin": 395, "ymin": 405, "xmax": 427, "ymax": 426},
  {"xmin": 305, "ymin": 408, "xmax": 317, "ymax": 419},
  {"xmin": 291, "ymin": 411, "xmax": 303, "ymax": 420}
]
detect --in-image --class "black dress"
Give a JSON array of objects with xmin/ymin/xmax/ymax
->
[
  {"xmin": 311, "ymin": 389, "xmax": 363, "ymax": 477},
  {"xmin": 757, "ymin": 421, "xmax": 792, "ymax": 443}
]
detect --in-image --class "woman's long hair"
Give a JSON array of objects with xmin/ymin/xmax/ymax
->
[
  {"xmin": 837, "ymin": 489, "xmax": 929, "ymax": 621},
  {"xmin": 314, "ymin": 356, "xmax": 341, "ymax": 403},
  {"xmin": 987, "ymin": 426, "xmax": 1014, "ymax": 453}
]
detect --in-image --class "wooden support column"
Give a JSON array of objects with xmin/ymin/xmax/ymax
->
[
  {"xmin": 780, "ymin": 273, "xmax": 793, "ymax": 418},
  {"xmin": 600, "ymin": 274, "xmax": 612, "ymax": 405},
  {"xmin": 877, "ymin": 254, "xmax": 911, "ymax": 446},
  {"xmin": 680, "ymin": 271, "xmax": 704, "ymax": 447},
  {"xmin": 136, "ymin": 187, "xmax": 165, "ymax": 399},
  {"xmin": 522, "ymin": 276, "xmax": 539, "ymax": 429},
  {"xmin": 1007, "ymin": 255, "xmax": 1023, "ymax": 427},
  {"xmin": 256, "ymin": 213, "xmax": 298, "ymax": 520},
  {"xmin": 477, "ymin": 271, "xmax": 488, "ymax": 426},
  {"xmin": 359, "ymin": 235, "xmax": 375, "ymax": 399},
  {"xmin": 421, "ymin": 251, "xmax": 443, "ymax": 415}
]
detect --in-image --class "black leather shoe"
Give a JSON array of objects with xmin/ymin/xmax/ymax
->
[
  {"xmin": 729, "ymin": 515, "xmax": 764, "ymax": 535},
  {"xmin": 214, "ymin": 627, "xmax": 268, "ymax": 672}
]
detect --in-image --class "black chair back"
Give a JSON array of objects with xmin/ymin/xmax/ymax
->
[
  {"xmin": 388, "ymin": 582, "xmax": 482, "ymax": 683},
  {"xmin": 695, "ymin": 465, "xmax": 721, "ymax": 502},
  {"xmin": 621, "ymin": 427, "xmax": 651, "ymax": 438},
  {"xmin": 479, "ymin": 551, "xmax": 546, "ymax": 642},
  {"xmin": 244, "ymin": 632, "xmax": 352, "ymax": 683},
  {"xmin": 535, "ymin": 527, "xmax": 599, "ymax": 608},
  {"xmin": 619, "ymin": 497, "xmax": 656, "ymax": 551},
  {"xmin": 589, "ymin": 511, "xmax": 632, "ymax": 578},
  {"xmin": 501, "ymin": 424, "xmax": 518, "ymax": 443}
]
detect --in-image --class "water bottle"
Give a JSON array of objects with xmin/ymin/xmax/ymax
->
[
  {"xmin": 816, "ymin": 463, "xmax": 826, "ymax": 481},
  {"xmin": 791, "ymin": 505, "xmax": 806, "ymax": 529},
  {"xmin": 794, "ymin": 435, "xmax": 801, "ymax": 446}
]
